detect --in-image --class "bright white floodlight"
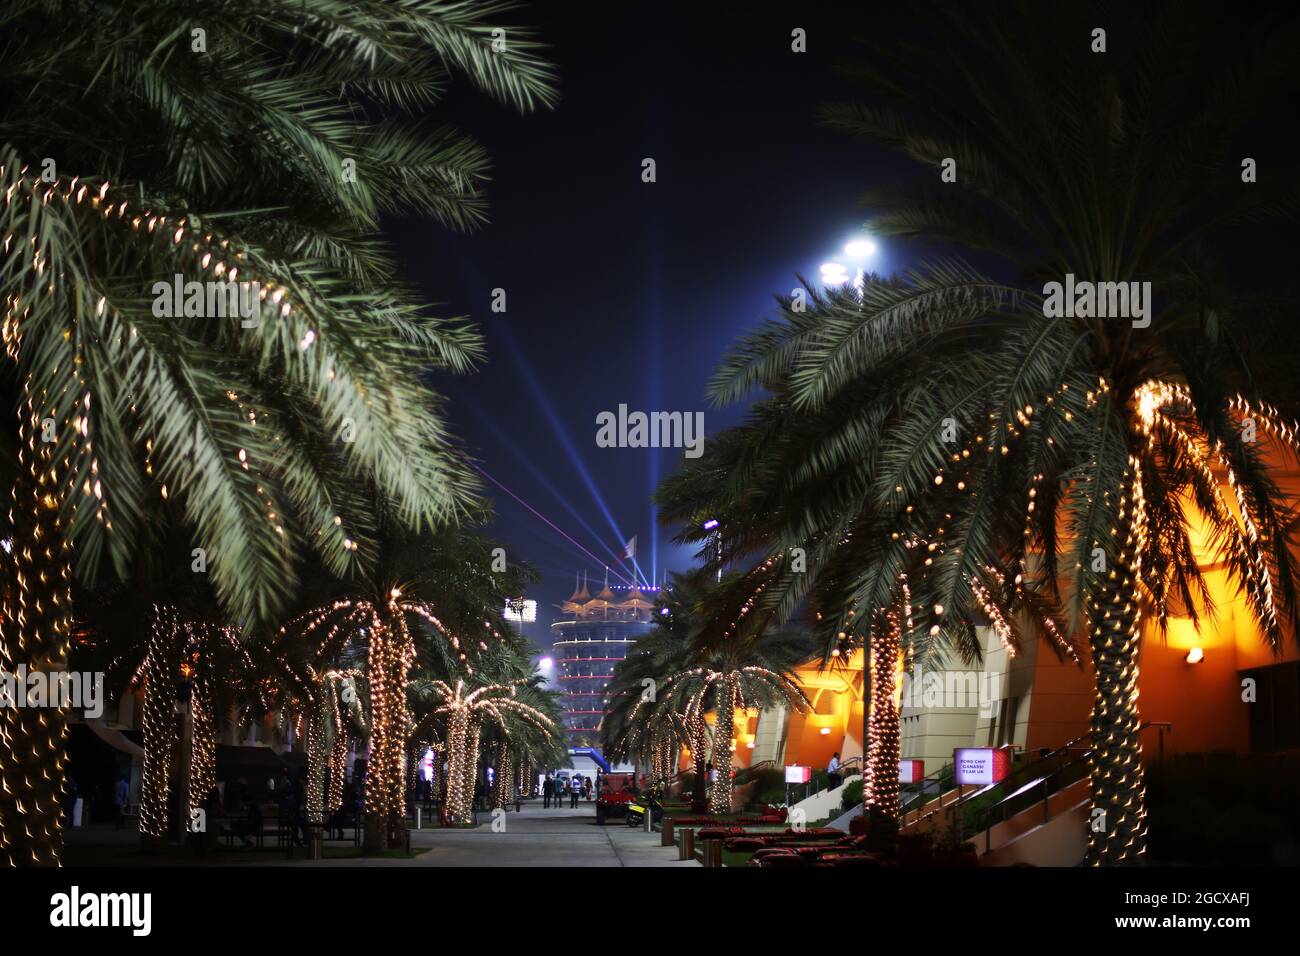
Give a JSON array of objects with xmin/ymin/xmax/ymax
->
[
  {"xmin": 820, "ymin": 262, "xmax": 849, "ymax": 284},
  {"xmin": 845, "ymin": 238, "xmax": 877, "ymax": 258}
]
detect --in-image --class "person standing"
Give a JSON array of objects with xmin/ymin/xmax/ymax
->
[
  {"xmin": 569, "ymin": 777, "xmax": 579, "ymax": 809},
  {"xmin": 543, "ymin": 774, "xmax": 554, "ymax": 808},
  {"xmin": 827, "ymin": 752, "xmax": 842, "ymax": 790}
]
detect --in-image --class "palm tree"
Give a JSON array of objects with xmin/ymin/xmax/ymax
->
[
  {"xmin": 135, "ymin": 607, "xmax": 259, "ymax": 845},
  {"xmin": 607, "ymin": 571, "xmax": 812, "ymax": 816},
  {"xmin": 260, "ymin": 619, "xmax": 368, "ymax": 830},
  {"xmin": 691, "ymin": 6, "xmax": 1300, "ymax": 863},
  {"xmin": 283, "ymin": 583, "xmax": 500, "ymax": 847},
  {"xmin": 413, "ymin": 676, "xmax": 556, "ymax": 822},
  {"xmin": 88, "ymin": 584, "xmax": 267, "ymax": 848},
  {"xmin": 656, "ymin": 360, "xmax": 1073, "ymax": 822},
  {"xmin": 0, "ymin": 1, "xmax": 557, "ymax": 863},
  {"xmin": 303, "ymin": 669, "xmax": 366, "ymax": 829},
  {"xmin": 668, "ymin": 651, "xmax": 810, "ymax": 815},
  {"xmin": 280, "ymin": 525, "xmax": 539, "ymax": 846},
  {"xmin": 603, "ymin": 573, "xmax": 712, "ymax": 809}
]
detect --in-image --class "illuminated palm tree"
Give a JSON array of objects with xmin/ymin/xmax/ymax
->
[
  {"xmin": 284, "ymin": 587, "xmax": 499, "ymax": 847},
  {"xmin": 118, "ymin": 605, "xmax": 264, "ymax": 847},
  {"xmin": 302, "ymin": 670, "xmax": 366, "ymax": 829},
  {"xmin": 661, "ymin": 660, "xmax": 807, "ymax": 817},
  {"xmin": 687, "ymin": 6, "xmax": 1300, "ymax": 863},
  {"xmin": 603, "ymin": 574, "xmax": 714, "ymax": 809},
  {"xmin": 657, "ymin": 397, "xmax": 1074, "ymax": 822},
  {"xmin": 0, "ymin": 0, "xmax": 557, "ymax": 864},
  {"xmin": 415, "ymin": 676, "xmax": 556, "ymax": 822}
]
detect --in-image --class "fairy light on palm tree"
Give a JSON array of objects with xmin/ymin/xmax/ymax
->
[
  {"xmin": 417, "ymin": 676, "xmax": 557, "ymax": 823},
  {"xmin": 283, "ymin": 590, "xmax": 504, "ymax": 847},
  {"xmin": 0, "ymin": 0, "xmax": 558, "ymax": 864}
]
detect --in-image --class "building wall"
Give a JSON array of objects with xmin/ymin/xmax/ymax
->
[
  {"xmin": 781, "ymin": 652, "xmax": 864, "ymax": 771},
  {"xmin": 684, "ymin": 459, "xmax": 1300, "ymax": 776}
]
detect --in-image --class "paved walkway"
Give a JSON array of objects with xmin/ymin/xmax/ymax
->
[
  {"xmin": 286, "ymin": 800, "xmax": 697, "ymax": 867},
  {"xmin": 65, "ymin": 800, "xmax": 694, "ymax": 867},
  {"xmin": 401, "ymin": 800, "xmax": 697, "ymax": 867}
]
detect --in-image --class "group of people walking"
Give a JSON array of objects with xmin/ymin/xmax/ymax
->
[{"xmin": 541, "ymin": 773, "xmax": 590, "ymax": 808}]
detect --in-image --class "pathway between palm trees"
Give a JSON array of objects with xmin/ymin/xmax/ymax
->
[{"xmin": 273, "ymin": 800, "xmax": 697, "ymax": 867}]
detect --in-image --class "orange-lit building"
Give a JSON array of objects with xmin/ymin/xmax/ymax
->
[{"xmin": 700, "ymin": 456, "xmax": 1300, "ymax": 777}]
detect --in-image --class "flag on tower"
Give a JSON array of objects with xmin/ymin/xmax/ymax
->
[{"xmin": 622, "ymin": 536, "xmax": 637, "ymax": 560}]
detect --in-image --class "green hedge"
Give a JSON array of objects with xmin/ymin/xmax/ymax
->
[{"xmin": 841, "ymin": 779, "xmax": 864, "ymax": 811}]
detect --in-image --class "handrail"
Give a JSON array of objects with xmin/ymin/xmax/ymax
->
[
  {"xmin": 972, "ymin": 745, "xmax": 1093, "ymax": 851},
  {"xmin": 969, "ymin": 721, "xmax": 1173, "ymax": 851},
  {"xmin": 907, "ymin": 730, "xmax": 1094, "ymax": 827}
]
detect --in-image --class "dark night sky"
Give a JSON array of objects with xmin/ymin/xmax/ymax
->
[{"xmin": 390, "ymin": 3, "xmax": 921, "ymax": 634}]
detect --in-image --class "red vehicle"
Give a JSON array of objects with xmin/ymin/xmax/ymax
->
[{"xmin": 594, "ymin": 772, "xmax": 636, "ymax": 825}]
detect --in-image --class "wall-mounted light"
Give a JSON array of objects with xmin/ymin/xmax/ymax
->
[
  {"xmin": 819, "ymin": 727, "xmax": 831, "ymax": 736},
  {"xmin": 1185, "ymin": 646, "xmax": 1204, "ymax": 664}
]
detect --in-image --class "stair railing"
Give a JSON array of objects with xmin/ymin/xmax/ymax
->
[{"xmin": 969, "ymin": 721, "xmax": 1172, "ymax": 853}]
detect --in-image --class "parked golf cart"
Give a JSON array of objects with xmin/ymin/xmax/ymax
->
[{"xmin": 594, "ymin": 771, "xmax": 636, "ymax": 825}]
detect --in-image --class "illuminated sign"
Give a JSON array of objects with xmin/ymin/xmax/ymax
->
[
  {"xmin": 785, "ymin": 765, "xmax": 812, "ymax": 784},
  {"xmin": 953, "ymin": 747, "xmax": 1012, "ymax": 786},
  {"xmin": 504, "ymin": 599, "xmax": 537, "ymax": 623},
  {"xmin": 898, "ymin": 760, "xmax": 924, "ymax": 783}
]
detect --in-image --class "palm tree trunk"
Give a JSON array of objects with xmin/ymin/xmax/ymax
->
[
  {"xmin": 188, "ymin": 670, "xmax": 216, "ymax": 826},
  {"xmin": 708, "ymin": 674, "xmax": 737, "ymax": 815},
  {"xmin": 462, "ymin": 720, "xmax": 481, "ymax": 818},
  {"xmin": 865, "ymin": 616, "xmax": 902, "ymax": 820},
  {"xmin": 139, "ymin": 608, "xmax": 180, "ymax": 846},
  {"xmin": 0, "ymin": 395, "xmax": 74, "ymax": 865},
  {"xmin": 306, "ymin": 695, "xmax": 328, "ymax": 826},
  {"xmin": 445, "ymin": 707, "xmax": 473, "ymax": 823},
  {"xmin": 493, "ymin": 744, "xmax": 514, "ymax": 809},
  {"xmin": 327, "ymin": 729, "xmax": 349, "ymax": 815},
  {"xmin": 1086, "ymin": 463, "xmax": 1148, "ymax": 865},
  {"xmin": 687, "ymin": 704, "xmax": 708, "ymax": 813},
  {"xmin": 363, "ymin": 613, "xmax": 409, "ymax": 850}
]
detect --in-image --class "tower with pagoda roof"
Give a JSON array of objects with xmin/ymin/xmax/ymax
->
[{"xmin": 549, "ymin": 568, "xmax": 661, "ymax": 746}]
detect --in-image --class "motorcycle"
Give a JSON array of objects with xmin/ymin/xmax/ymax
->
[{"xmin": 624, "ymin": 793, "xmax": 663, "ymax": 829}]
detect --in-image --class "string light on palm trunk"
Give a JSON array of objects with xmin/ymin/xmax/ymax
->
[
  {"xmin": 1082, "ymin": 459, "xmax": 1148, "ymax": 864},
  {"xmin": 189, "ymin": 666, "xmax": 216, "ymax": 822},
  {"xmin": 865, "ymin": 611, "xmax": 902, "ymax": 820},
  {"xmin": 138, "ymin": 608, "xmax": 178, "ymax": 841},
  {"xmin": 421, "ymin": 677, "xmax": 557, "ymax": 823},
  {"xmin": 135, "ymin": 608, "xmax": 242, "ymax": 840},
  {"xmin": 283, "ymin": 591, "xmax": 504, "ymax": 844},
  {"xmin": 0, "ymin": 384, "xmax": 76, "ymax": 863}
]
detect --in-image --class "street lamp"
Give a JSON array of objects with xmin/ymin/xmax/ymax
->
[
  {"xmin": 819, "ymin": 238, "xmax": 877, "ymax": 293},
  {"xmin": 843, "ymin": 236, "xmax": 877, "ymax": 296},
  {"xmin": 819, "ymin": 261, "xmax": 850, "ymax": 286}
]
